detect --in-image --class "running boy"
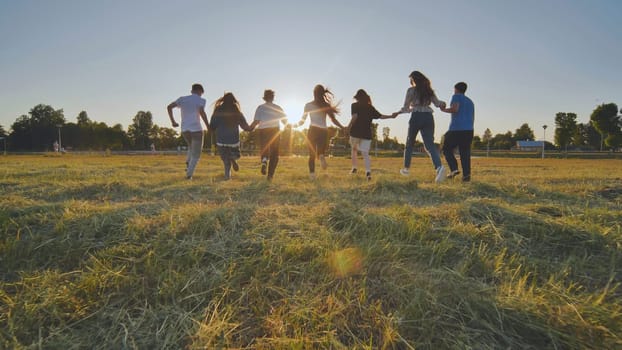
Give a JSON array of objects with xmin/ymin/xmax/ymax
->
[{"xmin": 440, "ymin": 82, "xmax": 475, "ymax": 182}]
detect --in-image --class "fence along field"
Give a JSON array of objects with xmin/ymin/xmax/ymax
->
[{"xmin": 0, "ymin": 154, "xmax": 620, "ymax": 349}]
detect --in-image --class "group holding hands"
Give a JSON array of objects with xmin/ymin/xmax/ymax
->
[{"xmin": 167, "ymin": 70, "xmax": 475, "ymax": 183}]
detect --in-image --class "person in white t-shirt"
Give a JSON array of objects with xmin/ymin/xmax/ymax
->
[
  {"xmin": 249, "ymin": 89, "xmax": 288, "ymax": 181},
  {"xmin": 295, "ymin": 84, "xmax": 345, "ymax": 179},
  {"xmin": 167, "ymin": 83, "xmax": 210, "ymax": 179}
]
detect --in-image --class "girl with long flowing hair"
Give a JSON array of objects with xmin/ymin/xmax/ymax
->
[
  {"xmin": 396, "ymin": 71, "xmax": 447, "ymax": 183},
  {"xmin": 295, "ymin": 84, "xmax": 345, "ymax": 179},
  {"xmin": 210, "ymin": 92, "xmax": 255, "ymax": 180}
]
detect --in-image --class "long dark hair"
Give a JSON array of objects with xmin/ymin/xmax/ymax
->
[
  {"xmin": 313, "ymin": 84, "xmax": 340, "ymax": 115},
  {"xmin": 213, "ymin": 92, "xmax": 242, "ymax": 128},
  {"xmin": 409, "ymin": 71, "xmax": 435, "ymax": 105},
  {"xmin": 353, "ymin": 89, "xmax": 372, "ymax": 105}
]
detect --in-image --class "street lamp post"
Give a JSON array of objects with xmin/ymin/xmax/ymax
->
[
  {"xmin": 542, "ymin": 125, "xmax": 547, "ymax": 159},
  {"xmin": 56, "ymin": 124, "xmax": 62, "ymax": 152}
]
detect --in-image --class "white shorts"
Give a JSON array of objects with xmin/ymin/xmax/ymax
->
[{"xmin": 350, "ymin": 137, "xmax": 371, "ymax": 152}]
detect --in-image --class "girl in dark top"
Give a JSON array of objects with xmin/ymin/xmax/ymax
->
[
  {"xmin": 295, "ymin": 84, "xmax": 345, "ymax": 179},
  {"xmin": 347, "ymin": 89, "xmax": 397, "ymax": 180},
  {"xmin": 210, "ymin": 92, "xmax": 255, "ymax": 180}
]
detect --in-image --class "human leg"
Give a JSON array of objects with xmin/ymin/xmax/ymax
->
[
  {"xmin": 457, "ymin": 130, "xmax": 474, "ymax": 181},
  {"xmin": 359, "ymin": 139, "xmax": 372, "ymax": 174},
  {"xmin": 403, "ymin": 114, "xmax": 420, "ymax": 171},
  {"xmin": 266, "ymin": 128, "xmax": 280, "ymax": 179},
  {"xmin": 350, "ymin": 137, "xmax": 359, "ymax": 171},
  {"xmin": 186, "ymin": 131, "xmax": 204, "ymax": 178},
  {"xmin": 307, "ymin": 128, "xmax": 318, "ymax": 174},
  {"xmin": 442, "ymin": 131, "xmax": 459, "ymax": 174},
  {"xmin": 219, "ymin": 146, "xmax": 232, "ymax": 179},
  {"xmin": 419, "ymin": 113, "xmax": 442, "ymax": 170}
]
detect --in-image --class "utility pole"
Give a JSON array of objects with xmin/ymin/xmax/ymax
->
[{"xmin": 542, "ymin": 125, "xmax": 547, "ymax": 159}]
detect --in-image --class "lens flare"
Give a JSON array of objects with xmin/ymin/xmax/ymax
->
[{"xmin": 328, "ymin": 247, "xmax": 363, "ymax": 278}]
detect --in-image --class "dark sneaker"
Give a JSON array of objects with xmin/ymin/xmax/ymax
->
[
  {"xmin": 447, "ymin": 170, "xmax": 460, "ymax": 179},
  {"xmin": 350, "ymin": 168, "xmax": 357, "ymax": 175},
  {"xmin": 462, "ymin": 175, "xmax": 471, "ymax": 182},
  {"xmin": 261, "ymin": 160, "xmax": 267, "ymax": 175},
  {"xmin": 366, "ymin": 171, "xmax": 372, "ymax": 181},
  {"xmin": 231, "ymin": 159, "xmax": 239, "ymax": 172}
]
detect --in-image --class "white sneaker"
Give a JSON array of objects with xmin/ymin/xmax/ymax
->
[
  {"xmin": 400, "ymin": 168, "xmax": 410, "ymax": 176},
  {"xmin": 435, "ymin": 165, "xmax": 446, "ymax": 183},
  {"xmin": 319, "ymin": 155, "xmax": 328, "ymax": 170}
]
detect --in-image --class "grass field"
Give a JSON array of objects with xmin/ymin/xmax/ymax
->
[{"xmin": 1, "ymin": 154, "xmax": 621, "ymax": 349}]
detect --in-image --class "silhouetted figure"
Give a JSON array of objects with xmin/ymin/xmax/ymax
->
[
  {"xmin": 441, "ymin": 82, "xmax": 475, "ymax": 182},
  {"xmin": 167, "ymin": 84, "xmax": 209, "ymax": 179},
  {"xmin": 295, "ymin": 85, "xmax": 345, "ymax": 179},
  {"xmin": 210, "ymin": 93, "xmax": 255, "ymax": 180},
  {"xmin": 250, "ymin": 90, "xmax": 288, "ymax": 181},
  {"xmin": 347, "ymin": 89, "xmax": 398, "ymax": 180},
  {"xmin": 396, "ymin": 71, "xmax": 447, "ymax": 183}
]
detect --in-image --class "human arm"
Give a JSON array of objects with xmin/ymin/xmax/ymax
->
[
  {"xmin": 294, "ymin": 112, "xmax": 308, "ymax": 128},
  {"xmin": 441, "ymin": 102, "xmax": 459, "ymax": 114},
  {"xmin": 431, "ymin": 94, "xmax": 446, "ymax": 109},
  {"xmin": 167, "ymin": 102, "xmax": 179, "ymax": 127},
  {"xmin": 329, "ymin": 112, "xmax": 345, "ymax": 129},
  {"xmin": 239, "ymin": 114, "xmax": 254, "ymax": 132},
  {"xmin": 200, "ymin": 107, "xmax": 210, "ymax": 130}
]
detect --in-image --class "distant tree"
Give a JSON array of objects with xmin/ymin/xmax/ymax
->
[
  {"xmin": 471, "ymin": 135, "xmax": 483, "ymax": 149},
  {"xmin": 0, "ymin": 124, "xmax": 6, "ymax": 138},
  {"xmin": 151, "ymin": 125, "xmax": 179, "ymax": 149},
  {"xmin": 590, "ymin": 103, "xmax": 621, "ymax": 150},
  {"xmin": 513, "ymin": 123, "xmax": 535, "ymax": 141},
  {"xmin": 77, "ymin": 111, "xmax": 91, "ymax": 126},
  {"xmin": 573, "ymin": 122, "xmax": 601, "ymax": 150},
  {"xmin": 554, "ymin": 112, "xmax": 577, "ymax": 151},
  {"xmin": 482, "ymin": 128, "xmax": 492, "ymax": 144},
  {"xmin": 127, "ymin": 111, "xmax": 154, "ymax": 150},
  {"xmin": 8, "ymin": 104, "xmax": 65, "ymax": 151},
  {"xmin": 491, "ymin": 131, "xmax": 514, "ymax": 149}
]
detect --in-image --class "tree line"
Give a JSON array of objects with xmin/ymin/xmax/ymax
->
[{"xmin": 1, "ymin": 102, "xmax": 619, "ymax": 152}]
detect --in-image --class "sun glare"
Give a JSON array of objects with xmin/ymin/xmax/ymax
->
[{"xmin": 280, "ymin": 99, "xmax": 305, "ymax": 125}]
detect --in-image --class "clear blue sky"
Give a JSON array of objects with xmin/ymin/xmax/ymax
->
[{"xmin": 1, "ymin": 0, "xmax": 620, "ymax": 142}]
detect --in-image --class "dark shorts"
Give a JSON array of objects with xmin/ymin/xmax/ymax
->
[{"xmin": 307, "ymin": 126, "xmax": 328, "ymax": 156}]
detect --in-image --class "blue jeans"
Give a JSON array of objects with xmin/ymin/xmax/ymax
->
[{"xmin": 403, "ymin": 112, "xmax": 442, "ymax": 170}]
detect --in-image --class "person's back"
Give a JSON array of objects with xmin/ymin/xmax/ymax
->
[
  {"xmin": 448, "ymin": 94, "xmax": 474, "ymax": 131},
  {"xmin": 211, "ymin": 110, "xmax": 247, "ymax": 145},
  {"xmin": 350, "ymin": 102, "xmax": 381, "ymax": 140},
  {"xmin": 255, "ymin": 102, "xmax": 285, "ymax": 129},
  {"xmin": 176, "ymin": 94, "xmax": 206, "ymax": 132},
  {"xmin": 167, "ymin": 83, "xmax": 209, "ymax": 179}
]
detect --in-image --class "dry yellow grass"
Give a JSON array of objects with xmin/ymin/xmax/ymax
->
[{"xmin": 0, "ymin": 154, "xmax": 621, "ymax": 349}]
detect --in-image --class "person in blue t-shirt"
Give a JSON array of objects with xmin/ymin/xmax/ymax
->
[{"xmin": 440, "ymin": 82, "xmax": 475, "ymax": 182}]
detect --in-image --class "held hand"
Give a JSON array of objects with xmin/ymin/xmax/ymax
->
[
  {"xmin": 391, "ymin": 112, "xmax": 399, "ymax": 118},
  {"xmin": 439, "ymin": 102, "xmax": 447, "ymax": 109},
  {"xmin": 171, "ymin": 121, "xmax": 179, "ymax": 128}
]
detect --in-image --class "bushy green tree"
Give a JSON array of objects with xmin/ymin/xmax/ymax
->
[
  {"xmin": 491, "ymin": 131, "xmax": 514, "ymax": 149},
  {"xmin": 513, "ymin": 123, "xmax": 535, "ymax": 141},
  {"xmin": 9, "ymin": 104, "xmax": 65, "ymax": 151},
  {"xmin": 127, "ymin": 111, "xmax": 154, "ymax": 150},
  {"xmin": 590, "ymin": 103, "xmax": 621, "ymax": 150},
  {"xmin": 573, "ymin": 122, "xmax": 601, "ymax": 150},
  {"xmin": 554, "ymin": 112, "xmax": 577, "ymax": 151}
]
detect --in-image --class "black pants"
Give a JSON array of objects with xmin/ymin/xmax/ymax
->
[
  {"xmin": 442, "ymin": 130, "xmax": 474, "ymax": 180},
  {"xmin": 307, "ymin": 126, "xmax": 327, "ymax": 173},
  {"xmin": 258, "ymin": 127, "xmax": 280, "ymax": 178}
]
